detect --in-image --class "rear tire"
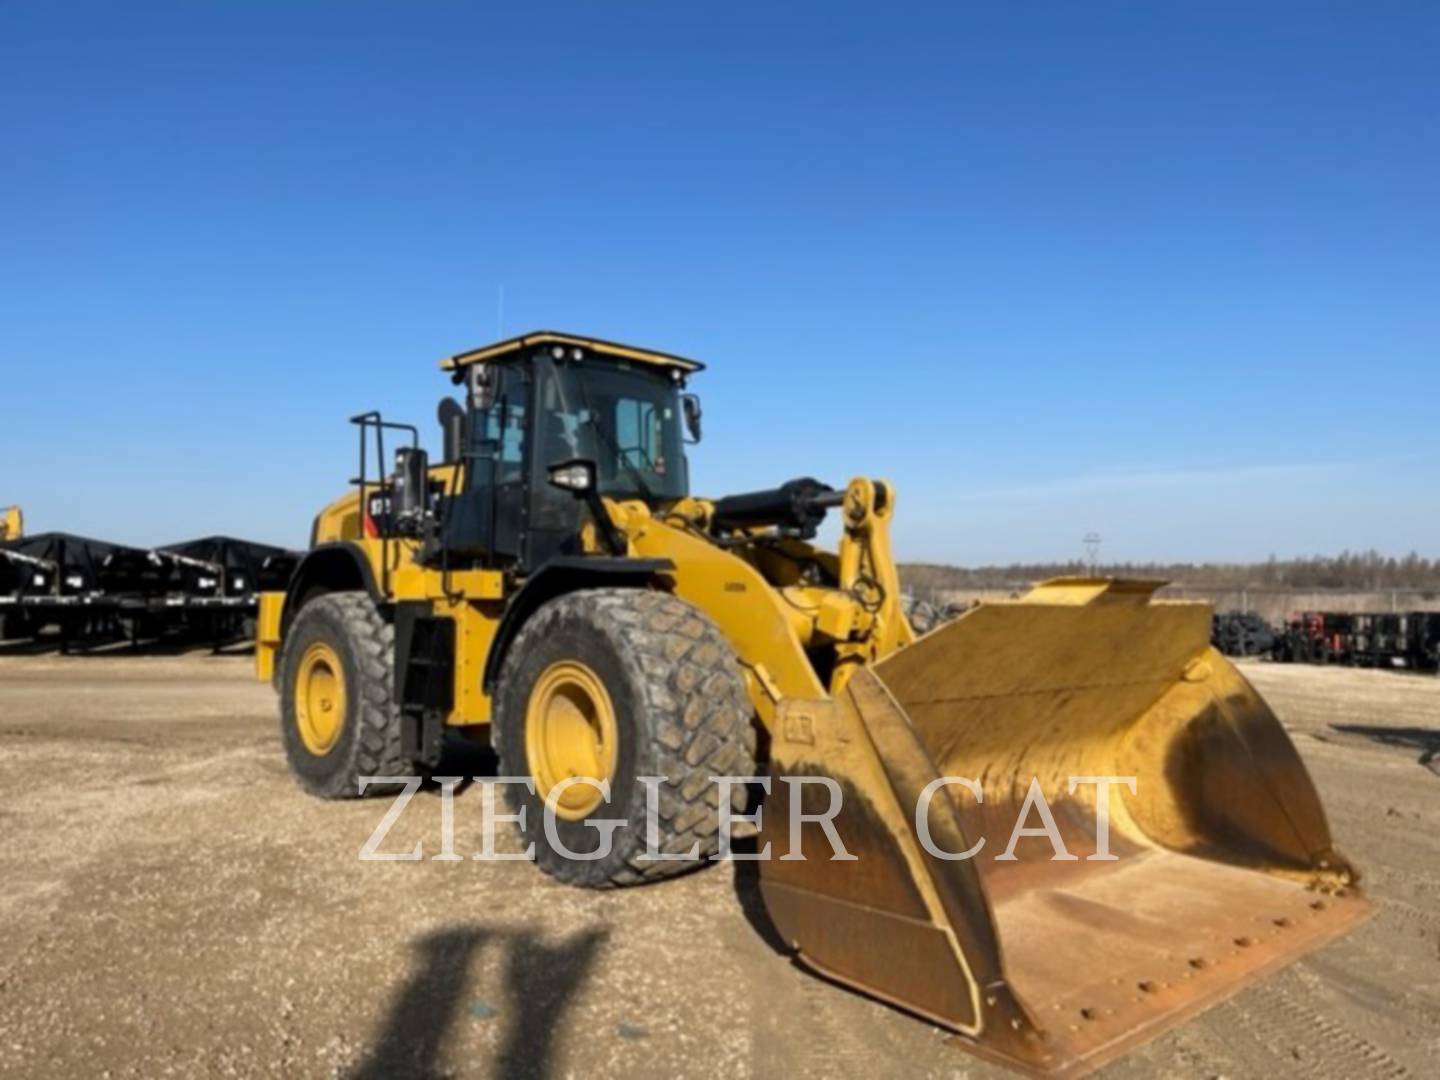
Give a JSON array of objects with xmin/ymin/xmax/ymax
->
[
  {"xmin": 279, "ymin": 592, "xmax": 412, "ymax": 799},
  {"xmin": 494, "ymin": 588, "xmax": 757, "ymax": 888}
]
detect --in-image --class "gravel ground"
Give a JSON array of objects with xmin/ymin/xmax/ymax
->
[{"xmin": 0, "ymin": 649, "xmax": 1436, "ymax": 1078}]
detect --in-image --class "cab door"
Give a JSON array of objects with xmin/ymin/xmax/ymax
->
[{"xmin": 440, "ymin": 361, "xmax": 529, "ymax": 563}]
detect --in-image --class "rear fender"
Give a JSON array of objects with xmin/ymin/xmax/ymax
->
[{"xmin": 280, "ymin": 542, "xmax": 383, "ymax": 638}]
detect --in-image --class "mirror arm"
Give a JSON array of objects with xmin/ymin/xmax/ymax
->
[
  {"xmin": 586, "ymin": 490, "xmax": 627, "ymax": 556},
  {"xmin": 549, "ymin": 460, "xmax": 627, "ymax": 555}
]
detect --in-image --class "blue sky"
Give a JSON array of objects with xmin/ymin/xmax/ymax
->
[{"xmin": 2, "ymin": 3, "xmax": 1436, "ymax": 563}]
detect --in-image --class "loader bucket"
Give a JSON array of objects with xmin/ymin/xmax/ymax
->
[{"xmin": 758, "ymin": 579, "xmax": 1368, "ymax": 1077}]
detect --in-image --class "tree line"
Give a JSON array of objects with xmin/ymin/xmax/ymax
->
[{"xmin": 902, "ymin": 550, "xmax": 1440, "ymax": 592}]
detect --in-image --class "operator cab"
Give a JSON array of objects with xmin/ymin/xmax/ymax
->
[{"xmin": 433, "ymin": 332, "xmax": 704, "ymax": 572}]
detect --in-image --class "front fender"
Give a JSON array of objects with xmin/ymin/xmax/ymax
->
[{"xmin": 481, "ymin": 556, "xmax": 673, "ymax": 693}]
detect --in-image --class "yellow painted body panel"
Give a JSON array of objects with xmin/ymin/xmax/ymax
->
[
  {"xmin": 442, "ymin": 595, "xmax": 504, "ymax": 725},
  {"xmin": 255, "ymin": 591, "xmax": 284, "ymax": 683},
  {"xmin": 621, "ymin": 508, "xmax": 825, "ymax": 727},
  {"xmin": 390, "ymin": 566, "xmax": 506, "ymax": 602},
  {"xmin": 0, "ymin": 505, "xmax": 21, "ymax": 542}
]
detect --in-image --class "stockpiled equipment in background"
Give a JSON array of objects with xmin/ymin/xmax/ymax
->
[
  {"xmin": 902, "ymin": 593, "xmax": 970, "ymax": 634},
  {"xmin": 1273, "ymin": 610, "xmax": 1440, "ymax": 673},
  {"xmin": 258, "ymin": 331, "xmax": 1367, "ymax": 1076},
  {"xmin": 0, "ymin": 527, "xmax": 299, "ymax": 649},
  {"xmin": 1345, "ymin": 612, "xmax": 1440, "ymax": 671},
  {"xmin": 1210, "ymin": 610, "xmax": 1276, "ymax": 657},
  {"xmin": 1273, "ymin": 612, "xmax": 1331, "ymax": 663},
  {"xmin": 1415, "ymin": 613, "xmax": 1440, "ymax": 671}
]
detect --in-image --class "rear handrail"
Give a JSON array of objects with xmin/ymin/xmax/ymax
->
[{"xmin": 349, "ymin": 412, "xmax": 420, "ymax": 596}]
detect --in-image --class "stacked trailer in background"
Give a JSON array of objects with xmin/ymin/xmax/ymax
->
[
  {"xmin": 0, "ymin": 532, "xmax": 172, "ymax": 649},
  {"xmin": 0, "ymin": 533, "xmax": 299, "ymax": 650},
  {"xmin": 1346, "ymin": 614, "xmax": 1412, "ymax": 669},
  {"xmin": 155, "ymin": 536, "xmax": 299, "ymax": 648},
  {"xmin": 1378, "ymin": 612, "xmax": 1440, "ymax": 673}
]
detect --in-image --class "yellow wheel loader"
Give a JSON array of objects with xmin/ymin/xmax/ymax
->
[{"xmin": 258, "ymin": 332, "xmax": 1367, "ymax": 1075}]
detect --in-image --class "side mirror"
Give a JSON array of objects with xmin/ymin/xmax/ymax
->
[
  {"xmin": 468, "ymin": 364, "xmax": 496, "ymax": 411},
  {"xmin": 548, "ymin": 458, "xmax": 597, "ymax": 494},
  {"xmin": 391, "ymin": 446, "xmax": 430, "ymax": 532},
  {"xmin": 681, "ymin": 393, "xmax": 702, "ymax": 443},
  {"xmin": 437, "ymin": 397, "xmax": 466, "ymax": 464}
]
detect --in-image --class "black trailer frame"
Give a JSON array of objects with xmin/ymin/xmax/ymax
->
[{"xmin": 1, "ymin": 532, "xmax": 300, "ymax": 652}]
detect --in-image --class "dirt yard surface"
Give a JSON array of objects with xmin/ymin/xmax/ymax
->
[{"xmin": 1, "ymin": 650, "xmax": 1437, "ymax": 1079}]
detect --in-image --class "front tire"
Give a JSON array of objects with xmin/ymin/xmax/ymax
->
[
  {"xmin": 279, "ymin": 592, "xmax": 412, "ymax": 799},
  {"xmin": 494, "ymin": 589, "xmax": 757, "ymax": 887}
]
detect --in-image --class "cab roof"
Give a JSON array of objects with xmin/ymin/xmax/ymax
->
[{"xmin": 440, "ymin": 331, "xmax": 705, "ymax": 374}]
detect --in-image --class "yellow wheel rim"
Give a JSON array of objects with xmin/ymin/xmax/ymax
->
[
  {"xmin": 525, "ymin": 660, "xmax": 618, "ymax": 821},
  {"xmin": 295, "ymin": 642, "xmax": 346, "ymax": 755}
]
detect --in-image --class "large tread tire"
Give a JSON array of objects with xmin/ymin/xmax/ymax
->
[
  {"xmin": 279, "ymin": 591, "xmax": 412, "ymax": 799},
  {"xmin": 494, "ymin": 588, "xmax": 757, "ymax": 888}
]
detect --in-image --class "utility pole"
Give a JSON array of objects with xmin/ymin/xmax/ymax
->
[{"xmin": 1083, "ymin": 532, "xmax": 1102, "ymax": 577}]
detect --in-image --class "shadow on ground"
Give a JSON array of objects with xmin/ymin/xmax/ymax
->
[
  {"xmin": 0, "ymin": 636, "xmax": 254, "ymax": 657},
  {"xmin": 728, "ymin": 835, "xmax": 792, "ymax": 956},
  {"xmin": 495, "ymin": 928, "xmax": 608, "ymax": 1079},
  {"xmin": 1331, "ymin": 723, "xmax": 1440, "ymax": 772},
  {"xmin": 422, "ymin": 736, "xmax": 500, "ymax": 795},
  {"xmin": 350, "ymin": 923, "xmax": 609, "ymax": 1080}
]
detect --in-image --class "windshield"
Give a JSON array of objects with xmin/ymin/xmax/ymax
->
[{"xmin": 540, "ymin": 358, "xmax": 689, "ymax": 501}]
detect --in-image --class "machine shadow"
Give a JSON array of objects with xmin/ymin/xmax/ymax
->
[
  {"xmin": 494, "ymin": 927, "xmax": 609, "ymax": 1079},
  {"xmin": 350, "ymin": 923, "xmax": 609, "ymax": 1080},
  {"xmin": 414, "ymin": 735, "xmax": 499, "ymax": 799},
  {"xmin": 1331, "ymin": 723, "xmax": 1440, "ymax": 768},
  {"xmin": 727, "ymin": 835, "xmax": 792, "ymax": 956},
  {"xmin": 351, "ymin": 925, "xmax": 490, "ymax": 1080},
  {"xmin": 0, "ymin": 635, "xmax": 254, "ymax": 658}
]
